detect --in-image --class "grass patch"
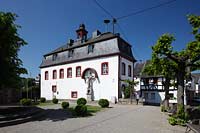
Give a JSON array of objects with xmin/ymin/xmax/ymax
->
[
  {"xmin": 69, "ymin": 105, "xmax": 102, "ymax": 117},
  {"xmin": 87, "ymin": 105, "xmax": 101, "ymax": 113},
  {"xmin": 36, "ymin": 101, "xmax": 57, "ymax": 107}
]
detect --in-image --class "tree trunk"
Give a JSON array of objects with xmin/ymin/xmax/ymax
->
[
  {"xmin": 177, "ymin": 65, "xmax": 185, "ymax": 108},
  {"xmin": 164, "ymin": 78, "xmax": 170, "ymax": 109}
]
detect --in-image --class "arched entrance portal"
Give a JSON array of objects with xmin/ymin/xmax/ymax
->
[{"xmin": 81, "ymin": 68, "xmax": 99, "ymax": 101}]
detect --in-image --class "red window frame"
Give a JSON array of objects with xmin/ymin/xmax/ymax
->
[
  {"xmin": 59, "ymin": 69, "xmax": 64, "ymax": 79},
  {"xmin": 52, "ymin": 85, "xmax": 57, "ymax": 92},
  {"xmin": 45, "ymin": 71, "xmax": 48, "ymax": 80},
  {"xmin": 101, "ymin": 62, "xmax": 109, "ymax": 75},
  {"xmin": 67, "ymin": 67, "xmax": 72, "ymax": 78},
  {"xmin": 76, "ymin": 66, "xmax": 81, "ymax": 77},
  {"xmin": 53, "ymin": 70, "xmax": 57, "ymax": 79},
  {"xmin": 128, "ymin": 65, "xmax": 131, "ymax": 77},
  {"xmin": 71, "ymin": 91, "xmax": 77, "ymax": 98},
  {"xmin": 122, "ymin": 62, "xmax": 126, "ymax": 75}
]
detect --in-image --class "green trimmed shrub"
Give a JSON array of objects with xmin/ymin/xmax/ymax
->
[
  {"xmin": 74, "ymin": 105, "xmax": 87, "ymax": 116},
  {"xmin": 61, "ymin": 102, "xmax": 69, "ymax": 109},
  {"xmin": 20, "ymin": 98, "xmax": 32, "ymax": 106},
  {"xmin": 77, "ymin": 98, "xmax": 87, "ymax": 105},
  {"xmin": 40, "ymin": 97, "xmax": 46, "ymax": 103},
  {"xmin": 98, "ymin": 99, "xmax": 109, "ymax": 108},
  {"xmin": 52, "ymin": 98, "xmax": 58, "ymax": 104}
]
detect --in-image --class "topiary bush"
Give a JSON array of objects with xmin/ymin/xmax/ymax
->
[
  {"xmin": 61, "ymin": 102, "xmax": 69, "ymax": 109},
  {"xmin": 40, "ymin": 97, "xmax": 46, "ymax": 103},
  {"xmin": 52, "ymin": 98, "xmax": 58, "ymax": 104},
  {"xmin": 77, "ymin": 98, "xmax": 87, "ymax": 105},
  {"xmin": 74, "ymin": 105, "xmax": 87, "ymax": 116},
  {"xmin": 20, "ymin": 98, "xmax": 32, "ymax": 106},
  {"xmin": 98, "ymin": 99, "xmax": 109, "ymax": 108}
]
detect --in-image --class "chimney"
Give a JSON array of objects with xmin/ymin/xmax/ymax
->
[
  {"xmin": 68, "ymin": 39, "xmax": 74, "ymax": 46},
  {"xmin": 76, "ymin": 24, "xmax": 88, "ymax": 42},
  {"xmin": 92, "ymin": 30, "xmax": 101, "ymax": 38}
]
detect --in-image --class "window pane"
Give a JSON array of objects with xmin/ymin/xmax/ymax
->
[
  {"xmin": 88, "ymin": 45, "xmax": 94, "ymax": 53},
  {"xmin": 71, "ymin": 91, "xmax": 77, "ymax": 98},
  {"xmin": 67, "ymin": 68, "xmax": 72, "ymax": 77},
  {"xmin": 122, "ymin": 63, "xmax": 126, "ymax": 75},
  {"xmin": 60, "ymin": 69, "xmax": 64, "ymax": 79},
  {"xmin": 68, "ymin": 50, "xmax": 74, "ymax": 57},
  {"xmin": 45, "ymin": 71, "xmax": 48, "ymax": 80},
  {"xmin": 76, "ymin": 67, "xmax": 81, "ymax": 77},
  {"xmin": 52, "ymin": 85, "xmax": 57, "ymax": 92},
  {"xmin": 102, "ymin": 63, "xmax": 108, "ymax": 75},
  {"xmin": 128, "ymin": 65, "xmax": 131, "ymax": 77},
  {"xmin": 53, "ymin": 70, "xmax": 57, "ymax": 79}
]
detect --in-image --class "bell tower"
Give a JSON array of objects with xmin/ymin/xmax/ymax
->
[{"xmin": 76, "ymin": 24, "xmax": 88, "ymax": 42}]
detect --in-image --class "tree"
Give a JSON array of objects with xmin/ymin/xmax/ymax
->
[
  {"xmin": 143, "ymin": 54, "xmax": 177, "ymax": 109},
  {"xmin": 0, "ymin": 12, "xmax": 27, "ymax": 89},
  {"xmin": 151, "ymin": 15, "xmax": 200, "ymax": 109},
  {"xmin": 123, "ymin": 79, "xmax": 139, "ymax": 103}
]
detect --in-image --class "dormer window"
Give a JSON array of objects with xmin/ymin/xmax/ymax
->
[
  {"xmin": 68, "ymin": 49, "xmax": 74, "ymax": 58},
  {"xmin": 88, "ymin": 45, "xmax": 94, "ymax": 53},
  {"xmin": 52, "ymin": 54, "xmax": 57, "ymax": 61}
]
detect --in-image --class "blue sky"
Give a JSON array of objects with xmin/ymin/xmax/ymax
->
[{"xmin": 0, "ymin": 0, "xmax": 200, "ymax": 78}]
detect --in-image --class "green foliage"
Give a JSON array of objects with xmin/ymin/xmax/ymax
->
[
  {"xmin": 40, "ymin": 97, "xmax": 46, "ymax": 103},
  {"xmin": 161, "ymin": 105, "xmax": 166, "ymax": 112},
  {"xmin": 149, "ymin": 15, "xmax": 200, "ymax": 107},
  {"xmin": 52, "ymin": 98, "xmax": 58, "ymax": 104},
  {"xmin": 168, "ymin": 105, "xmax": 188, "ymax": 126},
  {"xmin": 77, "ymin": 98, "xmax": 87, "ymax": 105},
  {"xmin": 20, "ymin": 98, "xmax": 32, "ymax": 106},
  {"xmin": 98, "ymin": 99, "xmax": 109, "ymax": 108},
  {"xmin": 74, "ymin": 105, "xmax": 87, "ymax": 116},
  {"xmin": 61, "ymin": 102, "xmax": 69, "ymax": 109},
  {"xmin": 176, "ymin": 105, "xmax": 185, "ymax": 119},
  {"xmin": 198, "ymin": 105, "xmax": 200, "ymax": 110},
  {"xmin": 86, "ymin": 105, "xmax": 101, "ymax": 113},
  {"xmin": 124, "ymin": 86, "xmax": 130, "ymax": 98},
  {"xmin": 0, "ymin": 12, "xmax": 27, "ymax": 89},
  {"xmin": 176, "ymin": 119, "xmax": 187, "ymax": 126},
  {"xmin": 123, "ymin": 80, "xmax": 138, "ymax": 98},
  {"xmin": 168, "ymin": 116, "xmax": 187, "ymax": 126},
  {"xmin": 168, "ymin": 117, "xmax": 177, "ymax": 126}
]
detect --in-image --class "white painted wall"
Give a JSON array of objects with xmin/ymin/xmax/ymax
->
[
  {"xmin": 142, "ymin": 90, "xmax": 177, "ymax": 104},
  {"xmin": 135, "ymin": 77, "xmax": 178, "ymax": 104},
  {"xmin": 119, "ymin": 57, "xmax": 134, "ymax": 86},
  {"xmin": 134, "ymin": 77, "xmax": 140, "ymax": 92},
  {"xmin": 41, "ymin": 56, "xmax": 119, "ymax": 101}
]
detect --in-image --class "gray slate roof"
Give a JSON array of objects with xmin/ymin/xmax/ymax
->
[
  {"xmin": 40, "ymin": 32, "xmax": 135, "ymax": 68},
  {"xmin": 134, "ymin": 60, "xmax": 152, "ymax": 76}
]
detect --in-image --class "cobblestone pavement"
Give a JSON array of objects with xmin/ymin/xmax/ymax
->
[{"xmin": 1, "ymin": 104, "xmax": 185, "ymax": 133}]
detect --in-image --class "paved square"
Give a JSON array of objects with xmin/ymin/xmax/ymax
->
[{"xmin": 1, "ymin": 105, "xmax": 185, "ymax": 133}]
